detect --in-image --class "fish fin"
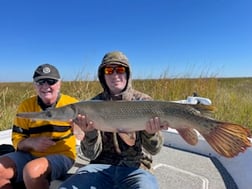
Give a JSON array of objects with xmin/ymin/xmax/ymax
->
[
  {"xmin": 72, "ymin": 124, "xmax": 85, "ymax": 141},
  {"xmin": 202, "ymin": 122, "xmax": 251, "ymax": 158},
  {"xmin": 176, "ymin": 128, "xmax": 198, "ymax": 145},
  {"xmin": 190, "ymin": 104, "xmax": 217, "ymax": 117},
  {"xmin": 118, "ymin": 132, "xmax": 136, "ymax": 146}
]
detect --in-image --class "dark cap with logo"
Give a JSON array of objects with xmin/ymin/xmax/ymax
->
[{"xmin": 33, "ymin": 64, "xmax": 60, "ymax": 82}]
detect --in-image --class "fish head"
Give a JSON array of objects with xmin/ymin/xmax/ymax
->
[{"xmin": 16, "ymin": 104, "xmax": 77, "ymax": 121}]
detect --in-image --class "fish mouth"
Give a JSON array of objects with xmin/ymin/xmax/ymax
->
[{"xmin": 16, "ymin": 111, "xmax": 68, "ymax": 121}]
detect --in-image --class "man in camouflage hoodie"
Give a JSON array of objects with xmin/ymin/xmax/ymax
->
[{"xmin": 59, "ymin": 51, "xmax": 168, "ymax": 189}]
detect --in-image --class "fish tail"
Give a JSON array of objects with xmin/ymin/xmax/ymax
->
[{"xmin": 202, "ymin": 122, "xmax": 251, "ymax": 158}]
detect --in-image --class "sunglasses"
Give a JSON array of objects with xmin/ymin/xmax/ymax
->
[
  {"xmin": 104, "ymin": 66, "xmax": 126, "ymax": 75},
  {"xmin": 35, "ymin": 79, "xmax": 58, "ymax": 86}
]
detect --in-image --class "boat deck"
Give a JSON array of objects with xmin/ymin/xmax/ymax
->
[{"xmin": 153, "ymin": 146, "xmax": 236, "ymax": 189}]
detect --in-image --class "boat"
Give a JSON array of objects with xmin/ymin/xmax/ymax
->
[{"xmin": 0, "ymin": 96, "xmax": 251, "ymax": 189}]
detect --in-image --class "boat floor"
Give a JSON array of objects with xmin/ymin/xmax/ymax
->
[{"xmin": 50, "ymin": 145, "xmax": 237, "ymax": 189}]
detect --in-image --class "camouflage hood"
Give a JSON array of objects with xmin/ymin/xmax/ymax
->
[{"xmin": 97, "ymin": 51, "xmax": 134, "ymax": 100}]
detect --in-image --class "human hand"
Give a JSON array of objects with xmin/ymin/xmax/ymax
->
[
  {"xmin": 145, "ymin": 117, "xmax": 169, "ymax": 134},
  {"xmin": 70, "ymin": 114, "xmax": 95, "ymax": 140},
  {"xmin": 26, "ymin": 137, "xmax": 56, "ymax": 152}
]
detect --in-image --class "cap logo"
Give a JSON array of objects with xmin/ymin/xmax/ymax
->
[{"xmin": 42, "ymin": 66, "xmax": 51, "ymax": 74}]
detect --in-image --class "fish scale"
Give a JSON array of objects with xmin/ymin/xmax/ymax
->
[{"xmin": 98, "ymin": 102, "xmax": 164, "ymax": 120}]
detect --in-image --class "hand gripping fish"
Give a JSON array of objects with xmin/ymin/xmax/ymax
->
[{"xmin": 16, "ymin": 100, "xmax": 251, "ymax": 158}]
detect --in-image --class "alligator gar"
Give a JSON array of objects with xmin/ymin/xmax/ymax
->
[{"xmin": 16, "ymin": 100, "xmax": 251, "ymax": 158}]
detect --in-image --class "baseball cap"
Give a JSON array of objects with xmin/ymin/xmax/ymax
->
[{"xmin": 33, "ymin": 64, "xmax": 60, "ymax": 82}]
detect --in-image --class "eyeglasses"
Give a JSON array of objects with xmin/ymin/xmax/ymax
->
[
  {"xmin": 104, "ymin": 66, "xmax": 126, "ymax": 75},
  {"xmin": 35, "ymin": 79, "xmax": 58, "ymax": 86}
]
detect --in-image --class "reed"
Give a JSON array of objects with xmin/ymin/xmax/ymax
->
[{"xmin": 0, "ymin": 77, "xmax": 251, "ymax": 131}]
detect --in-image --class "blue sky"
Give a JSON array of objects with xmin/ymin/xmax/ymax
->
[{"xmin": 0, "ymin": 0, "xmax": 251, "ymax": 82}]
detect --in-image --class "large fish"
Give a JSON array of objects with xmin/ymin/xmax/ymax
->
[{"xmin": 16, "ymin": 100, "xmax": 251, "ymax": 158}]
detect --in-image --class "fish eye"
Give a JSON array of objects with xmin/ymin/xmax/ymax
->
[{"xmin": 46, "ymin": 111, "xmax": 53, "ymax": 118}]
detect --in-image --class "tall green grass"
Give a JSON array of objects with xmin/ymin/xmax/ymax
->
[{"xmin": 0, "ymin": 77, "xmax": 252, "ymax": 131}]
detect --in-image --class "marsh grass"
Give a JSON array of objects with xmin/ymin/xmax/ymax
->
[
  {"xmin": 213, "ymin": 78, "xmax": 252, "ymax": 127},
  {"xmin": 0, "ymin": 77, "xmax": 252, "ymax": 131}
]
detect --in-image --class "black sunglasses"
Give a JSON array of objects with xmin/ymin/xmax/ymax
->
[{"xmin": 35, "ymin": 79, "xmax": 58, "ymax": 86}]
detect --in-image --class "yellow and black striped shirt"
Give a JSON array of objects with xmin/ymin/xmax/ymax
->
[{"xmin": 12, "ymin": 94, "xmax": 78, "ymax": 160}]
